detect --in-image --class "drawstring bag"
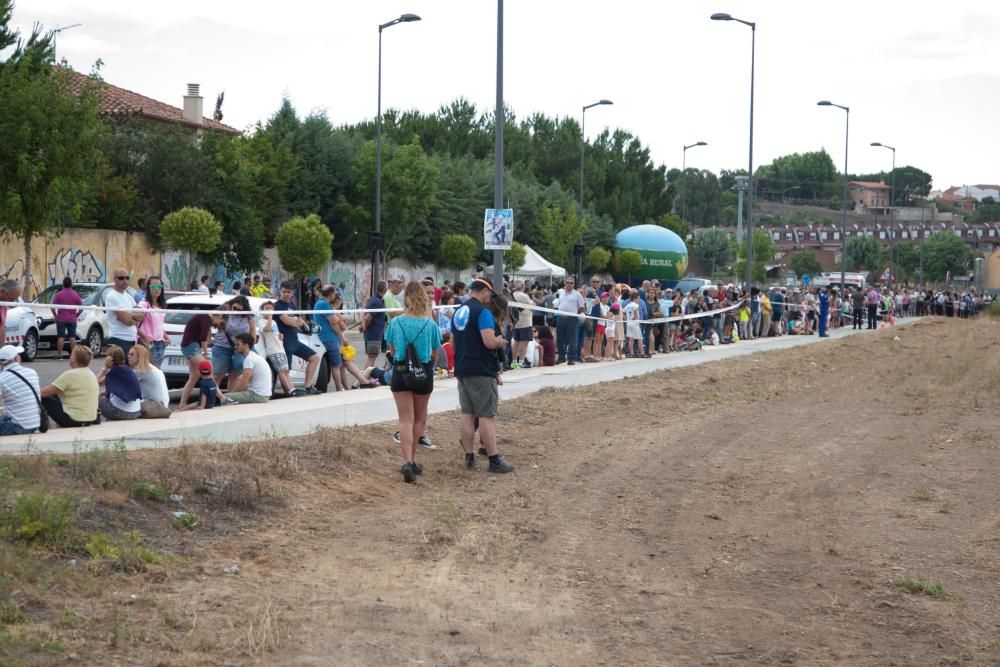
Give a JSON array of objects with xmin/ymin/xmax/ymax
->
[{"xmin": 394, "ymin": 321, "xmax": 431, "ymax": 392}]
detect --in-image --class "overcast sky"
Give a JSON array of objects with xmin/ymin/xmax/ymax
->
[{"xmin": 13, "ymin": 0, "xmax": 1000, "ymax": 192}]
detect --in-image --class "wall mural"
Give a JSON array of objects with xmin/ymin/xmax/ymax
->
[{"xmin": 47, "ymin": 248, "xmax": 106, "ymax": 284}]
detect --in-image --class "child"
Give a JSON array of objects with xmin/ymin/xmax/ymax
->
[
  {"xmin": 737, "ymin": 301, "xmax": 751, "ymax": 341},
  {"xmin": 437, "ymin": 330, "xmax": 455, "ymax": 375},
  {"xmin": 607, "ymin": 302, "xmax": 623, "ymax": 360},
  {"xmin": 260, "ymin": 302, "xmax": 294, "ymax": 395},
  {"xmin": 180, "ymin": 360, "xmax": 227, "ymax": 410},
  {"xmin": 623, "ymin": 292, "xmax": 642, "ymax": 357},
  {"xmin": 535, "ymin": 326, "xmax": 557, "ymax": 366}
]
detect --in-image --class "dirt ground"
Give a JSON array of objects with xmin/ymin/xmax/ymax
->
[{"xmin": 4, "ymin": 316, "xmax": 1000, "ymax": 666}]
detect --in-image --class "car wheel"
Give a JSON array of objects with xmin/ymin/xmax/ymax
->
[
  {"xmin": 86, "ymin": 327, "xmax": 104, "ymax": 357},
  {"xmin": 315, "ymin": 356, "xmax": 329, "ymax": 393},
  {"xmin": 21, "ymin": 328, "xmax": 38, "ymax": 362}
]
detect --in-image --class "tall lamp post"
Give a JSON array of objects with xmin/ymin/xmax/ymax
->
[
  {"xmin": 870, "ymin": 142, "xmax": 896, "ymax": 217},
  {"xmin": 681, "ymin": 141, "xmax": 707, "ymax": 223},
  {"xmin": 711, "ymin": 13, "xmax": 755, "ymax": 289},
  {"xmin": 373, "ymin": 12, "xmax": 421, "ymax": 293},
  {"xmin": 578, "ymin": 99, "xmax": 613, "ymax": 283},
  {"xmin": 818, "ymin": 100, "xmax": 849, "ymax": 290}
]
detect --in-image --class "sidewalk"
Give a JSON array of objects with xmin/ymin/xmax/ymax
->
[{"xmin": 0, "ymin": 320, "xmax": 917, "ymax": 453}]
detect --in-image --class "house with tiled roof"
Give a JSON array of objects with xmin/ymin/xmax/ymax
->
[
  {"xmin": 59, "ymin": 67, "xmax": 239, "ymax": 136},
  {"xmin": 849, "ymin": 181, "xmax": 891, "ymax": 214}
]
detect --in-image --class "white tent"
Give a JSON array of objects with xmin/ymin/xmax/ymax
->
[{"xmin": 487, "ymin": 244, "xmax": 566, "ymax": 278}]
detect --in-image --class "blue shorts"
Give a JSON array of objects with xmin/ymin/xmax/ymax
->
[
  {"xmin": 283, "ymin": 338, "xmax": 317, "ymax": 364},
  {"xmin": 211, "ymin": 346, "xmax": 244, "ymax": 375},
  {"xmin": 321, "ymin": 338, "xmax": 343, "ymax": 367},
  {"xmin": 56, "ymin": 322, "xmax": 78, "ymax": 339},
  {"xmin": 182, "ymin": 342, "xmax": 202, "ymax": 359},
  {"xmin": 148, "ymin": 340, "xmax": 165, "ymax": 366}
]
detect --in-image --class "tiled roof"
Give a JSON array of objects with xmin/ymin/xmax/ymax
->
[
  {"xmin": 849, "ymin": 180, "xmax": 890, "ymax": 189},
  {"xmin": 59, "ymin": 67, "xmax": 239, "ymax": 135}
]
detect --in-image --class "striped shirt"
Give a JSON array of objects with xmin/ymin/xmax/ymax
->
[{"xmin": 0, "ymin": 363, "xmax": 41, "ymax": 430}]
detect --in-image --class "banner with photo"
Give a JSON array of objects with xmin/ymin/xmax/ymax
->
[{"xmin": 483, "ymin": 208, "xmax": 514, "ymax": 250}]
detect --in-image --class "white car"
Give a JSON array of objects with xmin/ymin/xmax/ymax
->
[
  {"xmin": 2, "ymin": 305, "xmax": 41, "ymax": 362},
  {"xmin": 31, "ymin": 283, "xmax": 139, "ymax": 358},
  {"xmin": 160, "ymin": 293, "xmax": 330, "ymax": 393}
]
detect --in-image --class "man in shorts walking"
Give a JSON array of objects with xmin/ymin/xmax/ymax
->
[
  {"xmin": 452, "ymin": 277, "xmax": 513, "ymax": 474},
  {"xmin": 274, "ymin": 280, "xmax": 320, "ymax": 395},
  {"xmin": 511, "ymin": 280, "xmax": 534, "ymax": 368},
  {"xmin": 362, "ymin": 281, "xmax": 388, "ymax": 368}
]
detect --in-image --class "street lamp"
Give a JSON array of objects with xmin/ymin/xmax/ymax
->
[
  {"xmin": 781, "ymin": 185, "xmax": 801, "ymax": 203},
  {"xmin": 870, "ymin": 142, "xmax": 896, "ymax": 216},
  {"xmin": 818, "ymin": 100, "xmax": 849, "ymax": 290},
  {"xmin": 578, "ymin": 99, "xmax": 613, "ymax": 283},
  {"xmin": 374, "ymin": 12, "xmax": 421, "ymax": 292},
  {"xmin": 681, "ymin": 141, "xmax": 708, "ymax": 223},
  {"xmin": 711, "ymin": 12, "xmax": 755, "ymax": 289}
]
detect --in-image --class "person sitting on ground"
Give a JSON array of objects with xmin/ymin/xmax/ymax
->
[
  {"xmin": 180, "ymin": 360, "xmax": 228, "ymax": 410},
  {"xmin": 534, "ymin": 325, "xmax": 557, "ymax": 366},
  {"xmin": 361, "ymin": 362, "xmax": 392, "ymax": 387},
  {"xmin": 437, "ymin": 330, "xmax": 456, "ymax": 375},
  {"xmin": 96, "ymin": 345, "xmax": 142, "ymax": 421},
  {"xmin": 226, "ymin": 333, "xmax": 273, "ymax": 404},
  {"xmin": 0, "ymin": 344, "xmax": 42, "ymax": 435},
  {"xmin": 128, "ymin": 344, "xmax": 170, "ymax": 410},
  {"xmin": 41, "ymin": 346, "xmax": 100, "ymax": 428}
]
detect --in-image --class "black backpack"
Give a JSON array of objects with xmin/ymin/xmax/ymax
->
[{"xmin": 395, "ymin": 321, "xmax": 432, "ymax": 392}]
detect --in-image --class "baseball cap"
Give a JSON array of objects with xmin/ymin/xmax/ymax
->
[
  {"xmin": 198, "ymin": 360, "xmax": 213, "ymax": 374},
  {"xmin": 0, "ymin": 345, "xmax": 24, "ymax": 362},
  {"xmin": 469, "ymin": 277, "xmax": 495, "ymax": 293},
  {"xmin": 610, "ymin": 303, "xmax": 621, "ymax": 312}
]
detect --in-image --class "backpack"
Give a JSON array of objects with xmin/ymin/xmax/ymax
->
[{"xmin": 395, "ymin": 320, "xmax": 432, "ymax": 392}]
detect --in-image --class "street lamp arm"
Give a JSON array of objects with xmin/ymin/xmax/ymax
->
[
  {"xmin": 583, "ymin": 99, "xmax": 613, "ymax": 112},
  {"xmin": 380, "ymin": 13, "xmax": 421, "ymax": 31}
]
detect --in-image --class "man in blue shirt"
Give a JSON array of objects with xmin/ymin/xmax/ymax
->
[
  {"xmin": 361, "ymin": 281, "xmax": 388, "ymax": 368},
  {"xmin": 452, "ymin": 277, "xmax": 513, "ymax": 474},
  {"xmin": 273, "ymin": 280, "xmax": 320, "ymax": 395},
  {"xmin": 818, "ymin": 287, "xmax": 830, "ymax": 337}
]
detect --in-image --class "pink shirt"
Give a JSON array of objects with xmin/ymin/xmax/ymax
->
[
  {"xmin": 137, "ymin": 299, "xmax": 165, "ymax": 341},
  {"xmin": 52, "ymin": 287, "xmax": 83, "ymax": 324}
]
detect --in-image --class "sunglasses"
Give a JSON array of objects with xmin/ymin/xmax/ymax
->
[
  {"xmin": 148, "ymin": 284, "xmax": 163, "ymax": 289},
  {"xmin": 115, "ymin": 276, "xmax": 128, "ymax": 281}
]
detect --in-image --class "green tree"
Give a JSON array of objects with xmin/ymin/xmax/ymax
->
[
  {"xmin": 0, "ymin": 26, "xmax": 102, "ymax": 295},
  {"xmin": 755, "ymin": 150, "xmax": 838, "ymax": 200},
  {"xmin": 845, "ymin": 235, "xmax": 885, "ymax": 271},
  {"xmin": 922, "ymin": 231, "xmax": 969, "ymax": 282},
  {"xmin": 618, "ymin": 249, "xmax": 642, "ymax": 282},
  {"xmin": 735, "ymin": 230, "xmax": 777, "ymax": 284},
  {"xmin": 788, "ymin": 251, "xmax": 822, "ymax": 278},
  {"xmin": 537, "ymin": 204, "xmax": 583, "ymax": 269},
  {"xmin": 892, "ymin": 242, "xmax": 919, "ymax": 283},
  {"xmin": 504, "ymin": 241, "xmax": 527, "ymax": 273},
  {"xmin": 585, "ymin": 246, "xmax": 611, "ymax": 272},
  {"xmin": 670, "ymin": 169, "xmax": 722, "ymax": 227},
  {"xmin": 694, "ymin": 229, "xmax": 734, "ymax": 276},
  {"xmin": 439, "ymin": 233, "xmax": 477, "ymax": 272},
  {"xmin": 160, "ymin": 207, "xmax": 223, "ymax": 271},
  {"xmin": 275, "ymin": 213, "xmax": 333, "ymax": 279},
  {"xmin": 657, "ymin": 212, "xmax": 690, "ymax": 240}
]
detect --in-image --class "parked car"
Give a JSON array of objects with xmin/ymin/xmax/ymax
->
[
  {"xmin": 2, "ymin": 305, "xmax": 41, "ymax": 362},
  {"xmin": 673, "ymin": 277, "xmax": 713, "ymax": 296},
  {"xmin": 159, "ymin": 293, "xmax": 330, "ymax": 392},
  {"xmin": 30, "ymin": 283, "xmax": 138, "ymax": 359}
]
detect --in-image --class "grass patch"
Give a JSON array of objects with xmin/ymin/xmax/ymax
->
[
  {"xmin": 129, "ymin": 480, "xmax": 168, "ymax": 502},
  {"xmin": 171, "ymin": 511, "xmax": 199, "ymax": 531},
  {"xmin": 911, "ymin": 485, "xmax": 934, "ymax": 502},
  {"xmin": 2, "ymin": 491, "xmax": 78, "ymax": 549},
  {"xmin": 70, "ymin": 441, "xmax": 131, "ymax": 490},
  {"xmin": 84, "ymin": 531, "xmax": 163, "ymax": 574},
  {"xmin": 894, "ymin": 579, "xmax": 962, "ymax": 601}
]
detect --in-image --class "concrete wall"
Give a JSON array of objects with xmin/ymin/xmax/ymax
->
[{"xmin": 0, "ymin": 229, "xmax": 159, "ymax": 299}]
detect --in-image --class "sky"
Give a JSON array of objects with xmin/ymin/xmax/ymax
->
[{"xmin": 11, "ymin": 0, "xmax": 1000, "ymax": 192}]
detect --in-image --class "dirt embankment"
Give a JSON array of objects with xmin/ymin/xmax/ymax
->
[{"xmin": 2, "ymin": 317, "xmax": 999, "ymax": 666}]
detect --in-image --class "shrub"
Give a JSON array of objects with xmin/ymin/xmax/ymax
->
[{"xmin": 3, "ymin": 492, "xmax": 78, "ymax": 548}]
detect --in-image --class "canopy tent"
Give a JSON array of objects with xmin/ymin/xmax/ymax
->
[{"xmin": 487, "ymin": 244, "xmax": 566, "ymax": 278}]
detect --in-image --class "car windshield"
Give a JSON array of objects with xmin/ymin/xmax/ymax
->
[
  {"xmin": 165, "ymin": 302, "xmax": 229, "ymax": 326},
  {"xmin": 33, "ymin": 284, "xmax": 100, "ymax": 305}
]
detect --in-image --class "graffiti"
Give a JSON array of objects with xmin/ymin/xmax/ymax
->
[
  {"xmin": 0, "ymin": 259, "xmax": 43, "ymax": 296},
  {"xmin": 47, "ymin": 248, "xmax": 106, "ymax": 286}
]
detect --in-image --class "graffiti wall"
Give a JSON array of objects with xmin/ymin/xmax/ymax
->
[{"xmin": 0, "ymin": 229, "xmax": 159, "ymax": 299}]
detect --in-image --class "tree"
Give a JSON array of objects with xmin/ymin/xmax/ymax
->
[
  {"xmin": 656, "ymin": 212, "xmax": 690, "ymax": 240},
  {"xmin": 439, "ymin": 233, "xmax": 477, "ymax": 272},
  {"xmin": 504, "ymin": 241, "xmax": 526, "ymax": 273},
  {"xmin": 160, "ymin": 207, "xmax": 222, "ymax": 271},
  {"xmin": 922, "ymin": 231, "xmax": 969, "ymax": 282},
  {"xmin": 673, "ymin": 169, "xmax": 722, "ymax": 227},
  {"xmin": 617, "ymin": 249, "xmax": 642, "ymax": 282},
  {"xmin": 845, "ymin": 235, "xmax": 885, "ymax": 271},
  {"xmin": 585, "ymin": 246, "xmax": 611, "ymax": 272},
  {"xmin": 275, "ymin": 213, "xmax": 333, "ymax": 279},
  {"xmin": 755, "ymin": 150, "xmax": 838, "ymax": 200},
  {"xmin": 694, "ymin": 229, "xmax": 733, "ymax": 276},
  {"xmin": 0, "ymin": 27, "xmax": 102, "ymax": 296},
  {"xmin": 788, "ymin": 251, "xmax": 822, "ymax": 278},
  {"xmin": 537, "ymin": 204, "xmax": 583, "ymax": 269},
  {"xmin": 735, "ymin": 230, "xmax": 777, "ymax": 284},
  {"xmin": 893, "ymin": 242, "xmax": 919, "ymax": 284}
]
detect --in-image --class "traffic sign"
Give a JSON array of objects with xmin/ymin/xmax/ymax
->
[{"xmin": 801, "ymin": 274, "xmax": 811, "ymax": 285}]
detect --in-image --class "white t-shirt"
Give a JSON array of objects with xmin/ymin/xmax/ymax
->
[
  {"xmin": 0, "ymin": 363, "xmax": 41, "ymax": 430},
  {"xmin": 104, "ymin": 289, "xmax": 137, "ymax": 341},
  {"xmin": 135, "ymin": 366, "xmax": 169, "ymax": 408},
  {"xmin": 241, "ymin": 351, "xmax": 273, "ymax": 397},
  {"xmin": 513, "ymin": 291, "xmax": 533, "ymax": 329}
]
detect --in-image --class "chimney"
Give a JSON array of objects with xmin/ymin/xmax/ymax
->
[{"xmin": 182, "ymin": 83, "xmax": 203, "ymax": 126}]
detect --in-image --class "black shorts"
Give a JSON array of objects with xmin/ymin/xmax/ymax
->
[
  {"xmin": 513, "ymin": 327, "xmax": 533, "ymax": 342},
  {"xmin": 390, "ymin": 363, "xmax": 435, "ymax": 396}
]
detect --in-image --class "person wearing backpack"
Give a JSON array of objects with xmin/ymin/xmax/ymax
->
[{"xmin": 384, "ymin": 281, "xmax": 442, "ymax": 483}]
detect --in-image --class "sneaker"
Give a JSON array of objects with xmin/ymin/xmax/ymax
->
[
  {"xmin": 465, "ymin": 452, "xmax": 476, "ymax": 469},
  {"xmin": 401, "ymin": 462, "xmax": 416, "ymax": 483},
  {"xmin": 411, "ymin": 461, "xmax": 423, "ymax": 475},
  {"xmin": 487, "ymin": 459, "xmax": 514, "ymax": 474},
  {"xmin": 567, "ymin": 360, "xmax": 576, "ymax": 365},
  {"xmin": 392, "ymin": 431, "xmax": 401, "ymax": 444},
  {"xmin": 510, "ymin": 361, "xmax": 523, "ymax": 369},
  {"xmin": 555, "ymin": 357, "xmax": 566, "ymax": 365},
  {"xmin": 289, "ymin": 388, "xmax": 307, "ymax": 397},
  {"xmin": 304, "ymin": 386, "xmax": 323, "ymax": 395},
  {"xmin": 417, "ymin": 436, "xmax": 437, "ymax": 450},
  {"xmin": 521, "ymin": 360, "xmax": 531, "ymax": 368}
]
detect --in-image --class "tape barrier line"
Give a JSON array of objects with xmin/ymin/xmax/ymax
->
[{"xmin": 2, "ymin": 298, "xmax": 746, "ymax": 327}]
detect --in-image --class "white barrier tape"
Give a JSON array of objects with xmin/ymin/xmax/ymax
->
[{"xmin": 1, "ymin": 298, "xmax": 746, "ymax": 327}]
